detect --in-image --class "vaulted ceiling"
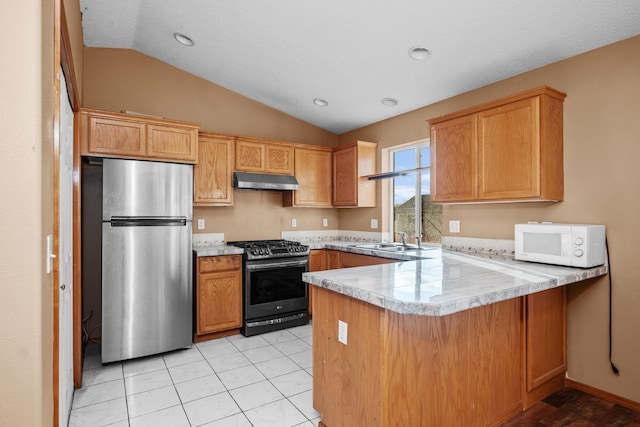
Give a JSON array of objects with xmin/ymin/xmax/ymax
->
[{"xmin": 80, "ymin": 0, "xmax": 640, "ymax": 134}]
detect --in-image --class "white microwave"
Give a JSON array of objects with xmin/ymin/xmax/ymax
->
[{"xmin": 515, "ymin": 223, "xmax": 606, "ymax": 268}]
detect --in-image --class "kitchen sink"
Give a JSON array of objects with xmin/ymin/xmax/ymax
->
[{"xmin": 351, "ymin": 243, "xmax": 423, "ymax": 252}]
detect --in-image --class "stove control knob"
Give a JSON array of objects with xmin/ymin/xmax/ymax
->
[
  {"xmin": 575, "ymin": 237, "xmax": 584, "ymax": 246},
  {"xmin": 574, "ymin": 248, "xmax": 584, "ymax": 257}
]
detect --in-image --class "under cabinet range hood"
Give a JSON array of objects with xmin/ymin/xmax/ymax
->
[{"xmin": 233, "ymin": 172, "xmax": 299, "ymax": 191}]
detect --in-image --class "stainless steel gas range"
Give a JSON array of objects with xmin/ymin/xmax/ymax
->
[{"xmin": 227, "ymin": 239, "xmax": 310, "ymax": 336}]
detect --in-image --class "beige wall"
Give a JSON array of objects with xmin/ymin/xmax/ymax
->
[
  {"xmin": 0, "ymin": 0, "xmax": 55, "ymax": 425},
  {"xmin": 340, "ymin": 36, "xmax": 640, "ymax": 403},
  {"xmin": 63, "ymin": 0, "xmax": 84, "ymax": 98}
]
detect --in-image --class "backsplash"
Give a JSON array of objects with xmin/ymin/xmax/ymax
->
[
  {"xmin": 192, "ymin": 233, "xmax": 225, "ymax": 247},
  {"xmin": 442, "ymin": 236, "xmax": 515, "ymax": 258},
  {"xmin": 282, "ymin": 230, "xmax": 390, "ymax": 243}
]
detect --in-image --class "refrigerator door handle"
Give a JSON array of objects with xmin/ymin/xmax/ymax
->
[{"xmin": 110, "ymin": 216, "xmax": 187, "ymax": 227}]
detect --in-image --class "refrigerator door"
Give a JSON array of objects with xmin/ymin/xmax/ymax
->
[
  {"xmin": 103, "ymin": 158, "xmax": 193, "ymax": 220},
  {"xmin": 102, "ymin": 220, "xmax": 192, "ymax": 363}
]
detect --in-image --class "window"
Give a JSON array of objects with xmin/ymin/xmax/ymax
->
[{"xmin": 390, "ymin": 141, "xmax": 442, "ymax": 245}]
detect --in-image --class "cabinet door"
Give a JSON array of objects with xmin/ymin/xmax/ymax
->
[
  {"xmin": 285, "ymin": 148, "xmax": 332, "ymax": 207},
  {"xmin": 525, "ymin": 287, "xmax": 566, "ymax": 392},
  {"xmin": 478, "ymin": 97, "xmax": 540, "ymax": 200},
  {"xmin": 333, "ymin": 145, "xmax": 358, "ymax": 206},
  {"xmin": 147, "ymin": 124, "xmax": 198, "ymax": 163},
  {"xmin": 265, "ymin": 143, "xmax": 294, "ymax": 175},
  {"xmin": 197, "ymin": 269, "xmax": 242, "ymax": 334},
  {"xmin": 430, "ymin": 114, "xmax": 477, "ymax": 202},
  {"xmin": 87, "ymin": 115, "xmax": 146, "ymax": 157},
  {"xmin": 327, "ymin": 250, "xmax": 342, "ymax": 269},
  {"xmin": 235, "ymin": 139, "xmax": 265, "ymax": 172},
  {"xmin": 194, "ymin": 134, "xmax": 234, "ymax": 206}
]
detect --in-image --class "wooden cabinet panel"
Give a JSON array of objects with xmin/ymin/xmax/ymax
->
[
  {"xmin": 147, "ymin": 124, "xmax": 198, "ymax": 162},
  {"xmin": 235, "ymin": 139, "xmax": 265, "ymax": 172},
  {"xmin": 266, "ymin": 143, "xmax": 294, "ymax": 174},
  {"xmin": 327, "ymin": 250, "xmax": 341, "ymax": 269},
  {"xmin": 308, "ymin": 250, "xmax": 327, "ymax": 316},
  {"xmin": 235, "ymin": 137, "xmax": 294, "ymax": 175},
  {"xmin": 430, "ymin": 115, "xmax": 477, "ymax": 202},
  {"xmin": 332, "ymin": 141, "xmax": 377, "ymax": 207},
  {"xmin": 80, "ymin": 109, "xmax": 199, "ymax": 164},
  {"xmin": 313, "ymin": 287, "xmax": 383, "ymax": 427},
  {"xmin": 525, "ymin": 287, "xmax": 567, "ymax": 393},
  {"xmin": 428, "ymin": 86, "xmax": 565, "ymax": 203},
  {"xmin": 478, "ymin": 97, "xmax": 539, "ymax": 200},
  {"xmin": 195, "ymin": 255, "xmax": 242, "ymax": 338},
  {"xmin": 87, "ymin": 115, "xmax": 146, "ymax": 157},
  {"xmin": 194, "ymin": 133, "xmax": 235, "ymax": 206},
  {"xmin": 283, "ymin": 147, "xmax": 332, "ymax": 207}
]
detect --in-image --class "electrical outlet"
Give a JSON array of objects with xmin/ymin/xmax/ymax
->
[
  {"xmin": 197, "ymin": 219, "xmax": 205, "ymax": 230},
  {"xmin": 338, "ymin": 320, "xmax": 348, "ymax": 345},
  {"xmin": 449, "ymin": 220, "xmax": 461, "ymax": 233},
  {"xmin": 371, "ymin": 218, "xmax": 378, "ymax": 229},
  {"xmin": 323, "ymin": 218, "xmax": 328, "ymax": 227},
  {"xmin": 291, "ymin": 218, "xmax": 297, "ymax": 228}
]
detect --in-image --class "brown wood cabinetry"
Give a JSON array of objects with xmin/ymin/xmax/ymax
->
[
  {"xmin": 332, "ymin": 141, "xmax": 377, "ymax": 207},
  {"xmin": 283, "ymin": 146, "xmax": 333, "ymax": 207},
  {"xmin": 523, "ymin": 286, "xmax": 567, "ymax": 408},
  {"xmin": 79, "ymin": 109, "xmax": 199, "ymax": 163},
  {"xmin": 235, "ymin": 137, "xmax": 294, "ymax": 175},
  {"xmin": 312, "ymin": 286, "xmax": 567, "ymax": 427},
  {"xmin": 429, "ymin": 86, "xmax": 565, "ymax": 203},
  {"xmin": 308, "ymin": 250, "xmax": 328, "ymax": 316},
  {"xmin": 195, "ymin": 255, "xmax": 242, "ymax": 341},
  {"xmin": 326, "ymin": 250, "xmax": 341, "ymax": 269},
  {"xmin": 194, "ymin": 133, "xmax": 235, "ymax": 206}
]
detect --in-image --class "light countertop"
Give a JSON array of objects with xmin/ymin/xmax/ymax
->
[{"xmin": 303, "ymin": 250, "xmax": 608, "ymax": 316}]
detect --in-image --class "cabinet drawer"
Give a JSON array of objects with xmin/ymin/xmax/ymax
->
[{"xmin": 198, "ymin": 255, "xmax": 242, "ymax": 273}]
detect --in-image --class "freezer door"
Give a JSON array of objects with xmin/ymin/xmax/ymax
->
[
  {"xmin": 103, "ymin": 158, "xmax": 193, "ymax": 220},
  {"xmin": 102, "ymin": 221, "xmax": 192, "ymax": 363}
]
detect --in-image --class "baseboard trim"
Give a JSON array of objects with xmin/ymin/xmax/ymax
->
[{"xmin": 565, "ymin": 378, "xmax": 640, "ymax": 412}]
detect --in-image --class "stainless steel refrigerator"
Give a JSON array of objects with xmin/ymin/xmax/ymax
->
[{"xmin": 102, "ymin": 158, "xmax": 193, "ymax": 363}]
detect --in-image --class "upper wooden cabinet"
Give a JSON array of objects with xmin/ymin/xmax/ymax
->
[
  {"xmin": 429, "ymin": 86, "xmax": 566, "ymax": 203},
  {"xmin": 332, "ymin": 140, "xmax": 377, "ymax": 207},
  {"xmin": 79, "ymin": 109, "xmax": 199, "ymax": 163},
  {"xmin": 235, "ymin": 137, "xmax": 294, "ymax": 175},
  {"xmin": 194, "ymin": 133, "xmax": 235, "ymax": 206},
  {"xmin": 283, "ymin": 146, "xmax": 333, "ymax": 207}
]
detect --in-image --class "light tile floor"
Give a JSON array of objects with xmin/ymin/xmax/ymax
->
[{"xmin": 69, "ymin": 324, "xmax": 320, "ymax": 427}]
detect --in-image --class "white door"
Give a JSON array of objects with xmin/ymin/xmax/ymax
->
[{"xmin": 59, "ymin": 68, "xmax": 74, "ymax": 427}]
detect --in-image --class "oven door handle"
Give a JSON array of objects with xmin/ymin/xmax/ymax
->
[{"xmin": 246, "ymin": 259, "xmax": 309, "ymax": 270}]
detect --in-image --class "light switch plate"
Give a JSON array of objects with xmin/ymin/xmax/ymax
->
[
  {"xmin": 197, "ymin": 219, "xmax": 205, "ymax": 230},
  {"xmin": 338, "ymin": 320, "xmax": 348, "ymax": 345},
  {"xmin": 449, "ymin": 220, "xmax": 461, "ymax": 233},
  {"xmin": 371, "ymin": 218, "xmax": 378, "ymax": 229},
  {"xmin": 291, "ymin": 218, "xmax": 297, "ymax": 228}
]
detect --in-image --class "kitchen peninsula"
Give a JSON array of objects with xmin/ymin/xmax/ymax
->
[{"xmin": 303, "ymin": 250, "xmax": 608, "ymax": 427}]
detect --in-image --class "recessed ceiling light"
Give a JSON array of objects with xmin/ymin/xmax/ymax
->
[
  {"xmin": 174, "ymin": 33, "xmax": 195, "ymax": 46},
  {"xmin": 313, "ymin": 98, "xmax": 328, "ymax": 106},
  {"xmin": 381, "ymin": 98, "xmax": 398, "ymax": 107},
  {"xmin": 408, "ymin": 46, "xmax": 431, "ymax": 60}
]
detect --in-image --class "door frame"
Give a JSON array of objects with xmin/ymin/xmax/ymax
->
[{"xmin": 53, "ymin": 1, "xmax": 82, "ymax": 425}]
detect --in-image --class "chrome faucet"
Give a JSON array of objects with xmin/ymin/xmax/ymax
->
[
  {"xmin": 399, "ymin": 231, "xmax": 407, "ymax": 246},
  {"xmin": 417, "ymin": 232, "xmax": 423, "ymax": 249}
]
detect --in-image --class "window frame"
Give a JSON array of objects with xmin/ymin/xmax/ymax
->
[{"xmin": 388, "ymin": 139, "xmax": 437, "ymax": 245}]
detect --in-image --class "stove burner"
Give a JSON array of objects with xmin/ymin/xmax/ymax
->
[{"xmin": 227, "ymin": 239, "xmax": 310, "ymax": 260}]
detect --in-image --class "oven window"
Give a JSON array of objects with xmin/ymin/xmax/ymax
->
[{"xmin": 249, "ymin": 266, "xmax": 307, "ymax": 305}]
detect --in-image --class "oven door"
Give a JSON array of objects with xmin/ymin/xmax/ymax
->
[{"xmin": 244, "ymin": 257, "xmax": 309, "ymax": 320}]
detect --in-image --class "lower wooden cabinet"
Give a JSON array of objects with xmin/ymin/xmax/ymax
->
[
  {"xmin": 195, "ymin": 255, "xmax": 242, "ymax": 340},
  {"xmin": 312, "ymin": 286, "xmax": 567, "ymax": 426},
  {"xmin": 523, "ymin": 286, "xmax": 567, "ymax": 407}
]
